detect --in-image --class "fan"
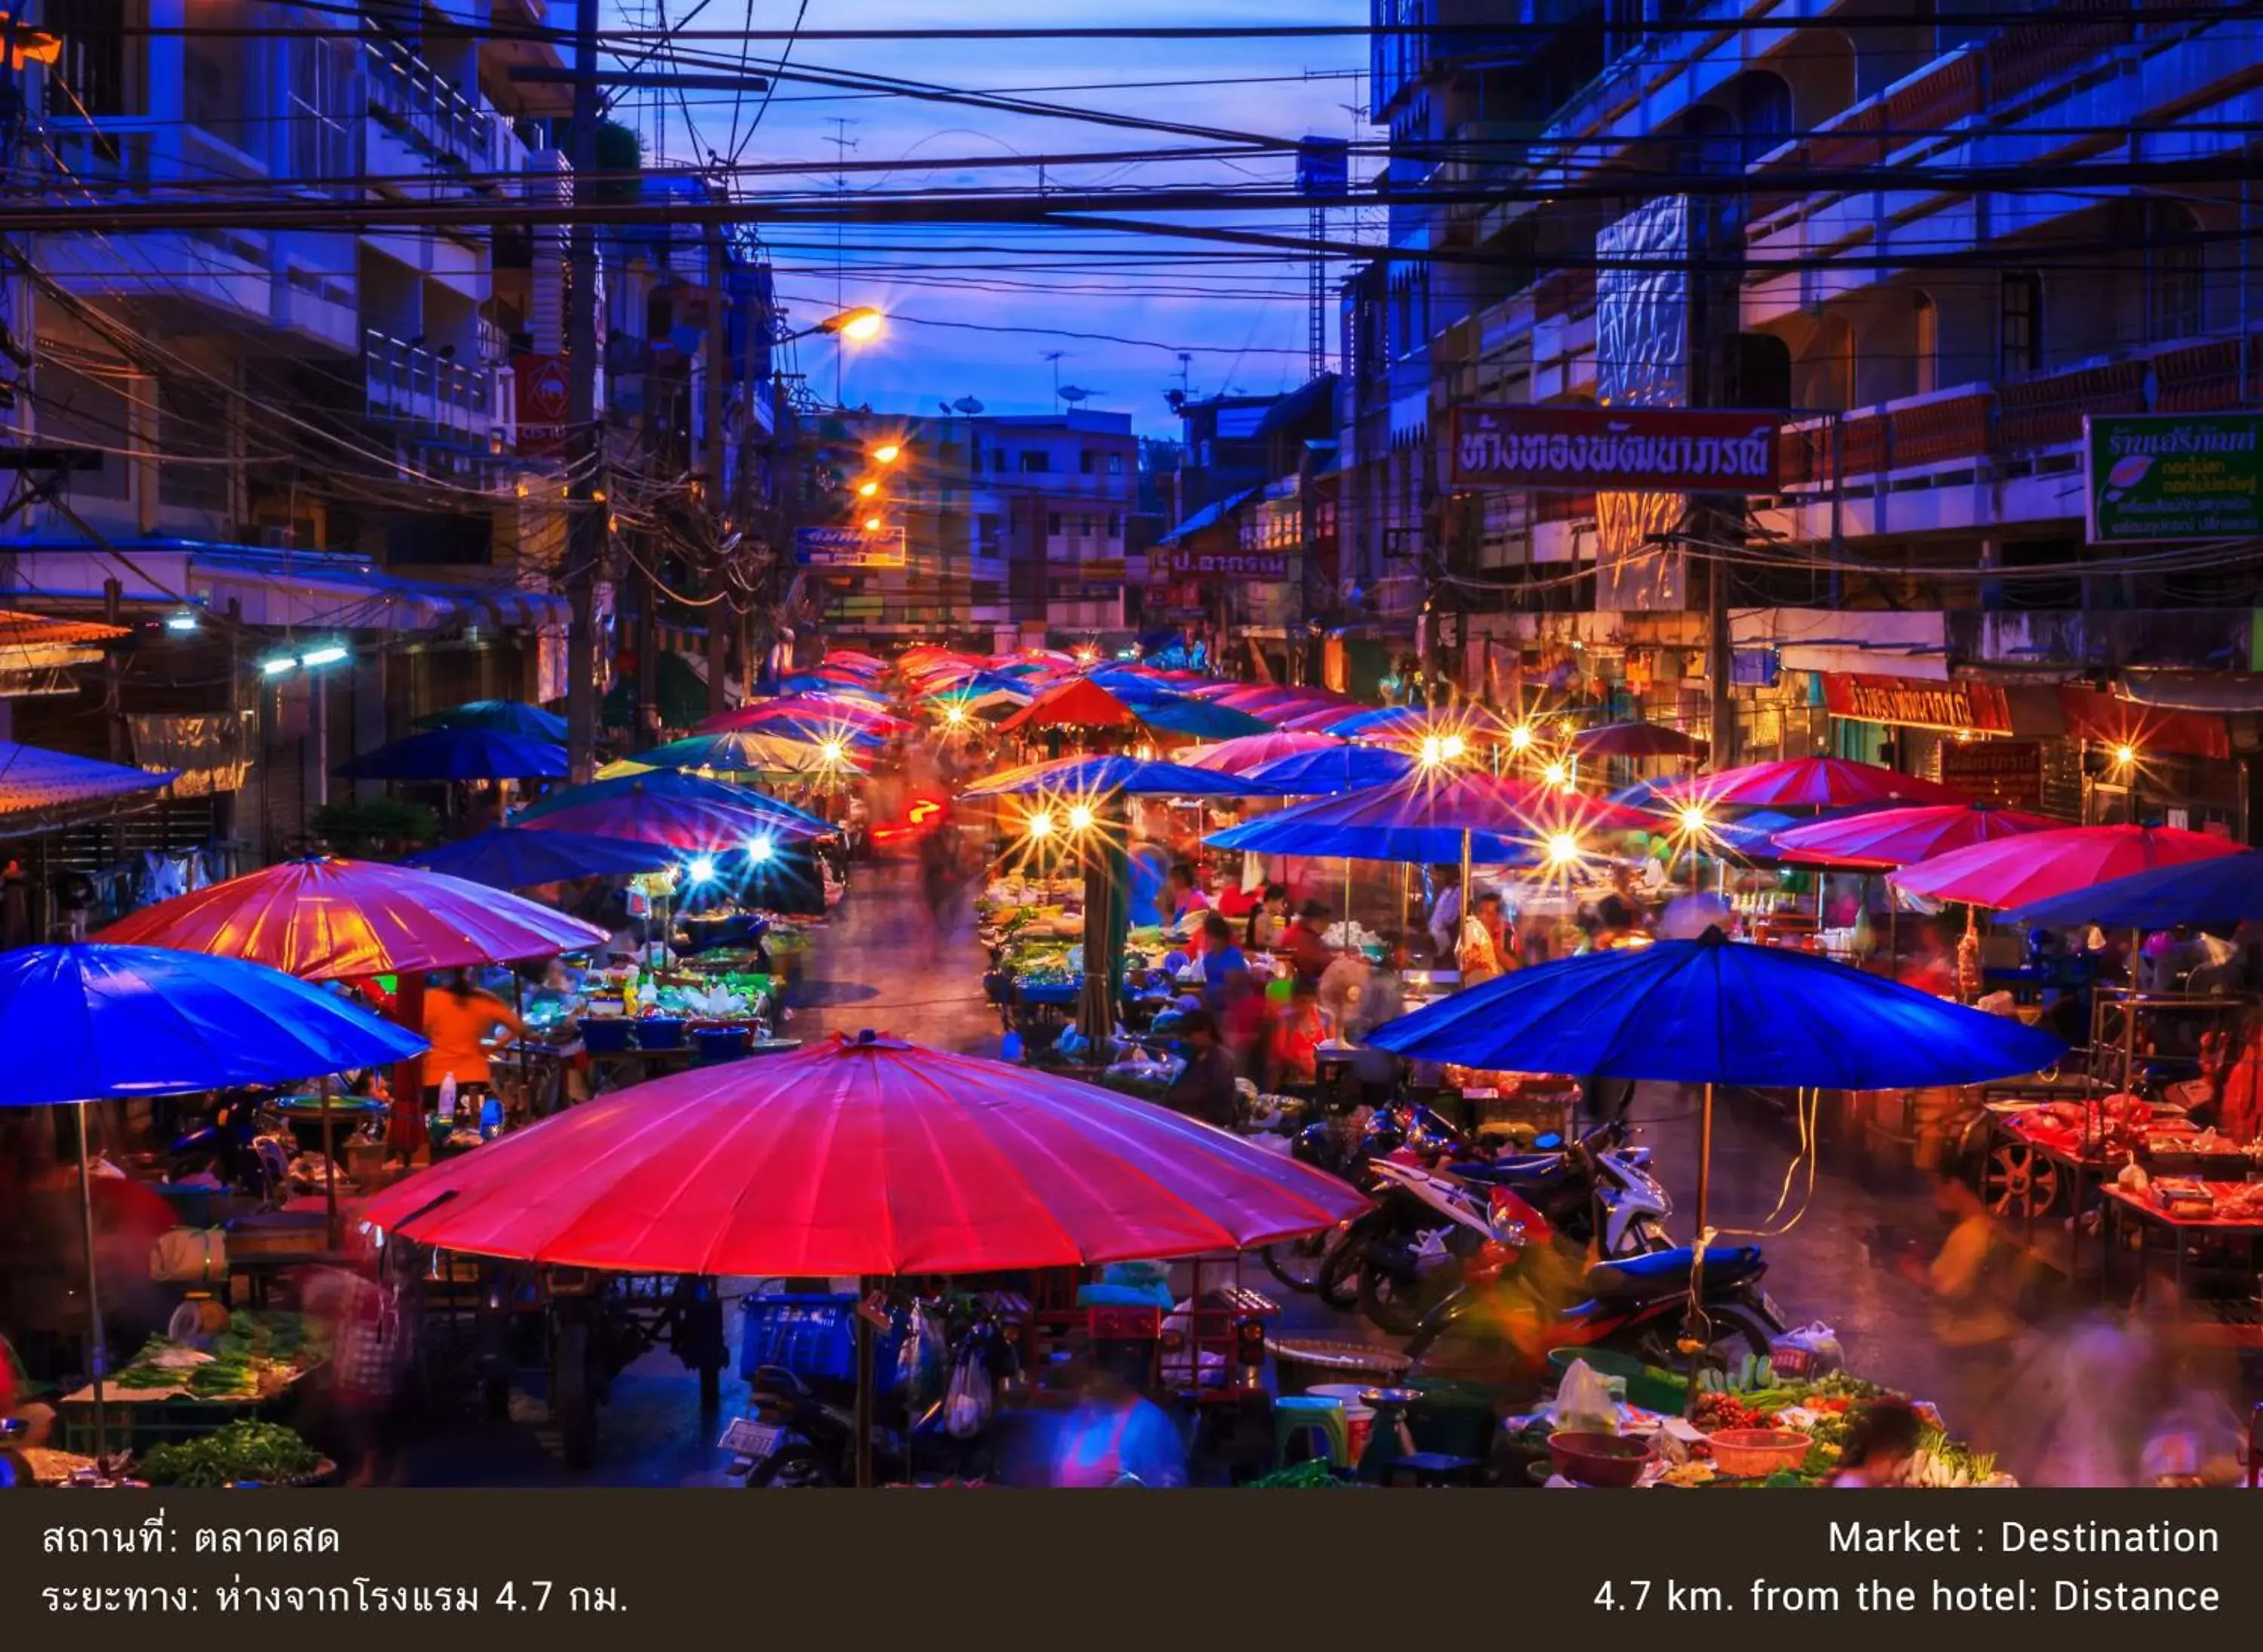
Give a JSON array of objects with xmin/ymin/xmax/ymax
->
[{"xmin": 1316, "ymin": 953, "xmax": 1373, "ymax": 1036}]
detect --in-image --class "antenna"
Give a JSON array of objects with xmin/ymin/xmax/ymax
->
[{"xmin": 1042, "ymin": 350, "xmax": 1067, "ymax": 411}]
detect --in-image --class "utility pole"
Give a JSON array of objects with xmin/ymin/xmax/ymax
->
[
  {"xmin": 703, "ymin": 223, "xmax": 730, "ymax": 718},
  {"xmin": 563, "ymin": 0, "xmax": 603, "ymax": 782}
]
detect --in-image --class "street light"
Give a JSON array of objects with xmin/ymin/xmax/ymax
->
[
  {"xmin": 862, "ymin": 514, "xmax": 883, "ymax": 531},
  {"xmin": 871, "ymin": 442, "xmax": 902, "ymax": 465},
  {"xmin": 1027, "ymin": 809, "xmax": 1058, "ymax": 840},
  {"xmin": 855, "ymin": 479, "xmax": 880, "ymax": 499},
  {"xmin": 1067, "ymin": 803, "xmax": 1095, "ymax": 834}
]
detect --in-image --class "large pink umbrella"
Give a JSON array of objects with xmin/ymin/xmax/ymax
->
[
  {"xmin": 1889, "ymin": 824, "xmax": 2245, "ymax": 910},
  {"xmin": 1655, "ymin": 757, "xmax": 1970, "ymax": 810},
  {"xmin": 701, "ymin": 698, "xmax": 910, "ymax": 736},
  {"xmin": 97, "ymin": 855, "xmax": 605, "ymax": 978},
  {"xmin": 1179, "ymin": 730, "xmax": 1342, "ymax": 775},
  {"xmin": 1773, "ymin": 803, "xmax": 2068, "ymax": 870},
  {"xmin": 363, "ymin": 1030, "xmax": 1367, "ymax": 1275}
]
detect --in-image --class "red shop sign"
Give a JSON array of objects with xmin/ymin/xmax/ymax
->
[
  {"xmin": 1151, "ymin": 547, "xmax": 1288, "ymax": 581},
  {"xmin": 1449, "ymin": 404, "xmax": 1782, "ymax": 493},
  {"xmin": 1822, "ymin": 673, "xmax": 2014, "ymax": 735}
]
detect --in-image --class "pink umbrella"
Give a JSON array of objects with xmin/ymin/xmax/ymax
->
[
  {"xmin": 1773, "ymin": 803, "xmax": 2068, "ymax": 870},
  {"xmin": 1889, "ymin": 824, "xmax": 2245, "ymax": 910},
  {"xmin": 1180, "ymin": 730, "xmax": 1343, "ymax": 775},
  {"xmin": 1571, "ymin": 721, "xmax": 1709, "ymax": 760},
  {"xmin": 702, "ymin": 699, "xmax": 910, "ymax": 736},
  {"xmin": 1655, "ymin": 757, "xmax": 1970, "ymax": 810}
]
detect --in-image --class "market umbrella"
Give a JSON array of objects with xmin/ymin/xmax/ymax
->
[
  {"xmin": 600, "ymin": 730, "xmax": 871, "ymax": 780},
  {"xmin": 333, "ymin": 726, "xmax": 569, "ymax": 782},
  {"xmin": 362, "ymin": 1030, "xmax": 1367, "ymax": 1482},
  {"xmin": 1888, "ymin": 824, "xmax": 2245, "ymax": 911},
  {"xmin": 1240, "ymin": 743, "xmax": 1420, "ymax": 796},
  {"xmin": 1178, "ymin": 730, "xmax": 1342, "ymax": 775},
  {"xmin": 515, "ymin": 770, "xmax": 834, "ymax": 837},
  {"xmin": 1366, "ymin": 927, "xmax": 2065, "ymax": 1224},
  {"xmin": 995, "ymin": 676, "xmax": 1146, "ymax": 732},
  {"xmin": 1999, "ymin": 849, "xmax": 2263, "ymax": 930},
  {"xmin": 1571, "ymin": 720, "xmax": 1708, "ymax": 760},
  {"xmin": 404, "ymin": 827, "xmax": 680, "ymax": 890},
  {"xmin": 0, "ymin": 943, "xmax": 428, "ymax": 1466},
  {"xmin": 0, "ymin": 742, "xmax": 177, "ymax": 818},
  {"xmin": 823, "ymin": 649, "xmax": 886, "ymax": 672},
  {"xmin": 1205, "ymin": 770, "xmax": 1648, "ymax": 865},
  {"xmin": 963, "ymin": 754, "xmax": 1267, "ymax": 800},
  {"xmin": 1773, "ymin": 803, "xmax": 2068, "ymax": 870},
  {"xmin": 700, "ymin": 699, "xmax": 910, "ymax": 737},
  {"xmin": 417, "ymin": 699, "xmax": 568, "ymax": 741},
  {"xmin": 1654, "ymin": 757, "xmax": 1969, "ymax": 811}
]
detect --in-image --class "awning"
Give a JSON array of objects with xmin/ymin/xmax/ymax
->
[
  {"xmin": 1157, "ymin": 485, "xmax": 1260, "ymax": 547},
  {"xmin": 0, "ymin": 542, "xmax": 569, "ymax": 635},
  {"xmin": 0, "ymin": 741, "xmax": 177, "ymax": 834},
  {"xmin": 2118, "ymin": 668, "xmax": 2263, "ymax": 715}
]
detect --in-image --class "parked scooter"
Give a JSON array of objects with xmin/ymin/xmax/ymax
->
[{"xmin": 1260, "ymin": 1101, "xmax": 1475, "ymax": 1301}]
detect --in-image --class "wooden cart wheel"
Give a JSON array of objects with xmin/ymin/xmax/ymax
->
[
  {"xmin": 1983, "ymin": 1143, "xmax": 2060, "ymax": 1218},
  {"xmin": 552, "ymin": 1316, "xmax": 597, "ymax": 1471}
]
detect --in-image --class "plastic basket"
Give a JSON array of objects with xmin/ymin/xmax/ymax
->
[
  {"xmin": 636, "ymin": 1017, "xmax": 686, "ymax": 1051},
  {"xmin": 579, "ymin": 1018, "xmax": 633, "ymax": 1054},
  {"xmin": 738, "ymin": 1294, "xmax": 912, "ymax": 1387},
  {"xmin": 692, "ymin": 1026, "xmax": 752, "ymax": 1064}
]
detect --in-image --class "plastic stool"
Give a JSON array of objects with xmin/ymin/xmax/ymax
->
[
  {"xmin": 1273, "ymin": 1394, "xmax": 1350, "ymax": 1468},
  {"xmin": 1380, "ymin": 1451, "xmax": 1482, "ymax": 1488}
]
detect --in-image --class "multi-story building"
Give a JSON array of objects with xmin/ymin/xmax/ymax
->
[
  {"xmin": 806, "ymin": 408, "xmax": 1141, "ymax": 649},
  {"xmin": 1355, "ymin": 1, "xmax": 2263, "ymax": 835}
]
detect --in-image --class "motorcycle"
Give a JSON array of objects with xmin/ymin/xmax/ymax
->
[
  {"xmin": 1405, "ymin": 1236, "xmax": 1790, "ymax": 1377},
  {"xmin": 725, "ymin": 1313, "xmax": 1021, "ymax": 1488},
  {"xmin": 167, "ymin": 1095, "xmax": 291, "ymax": 1202},
  {"xmin": 1260, "ymin": 1101, "xmax": 1474, "ymax": 1302}
]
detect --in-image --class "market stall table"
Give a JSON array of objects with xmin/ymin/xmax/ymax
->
[
  {"xmin": 1984, "ymin": 1096, "xmax": 2196, "ymax": 1276},
  {"xmin": 2102, "ymin": 1180, "xmax": 2263, "ymax": 1346}
]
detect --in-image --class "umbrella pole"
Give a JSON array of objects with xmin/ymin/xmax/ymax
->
[
  {"xmin": 854, "ymin": 1276, "xmax": 876, "ymax": 1489},
  {"xmin": 76, "ymin": 1099, "xmax": 107, "ymax": 1469},
  {"xmin": 321, "ymin": 1074, "xmax": 339, "ymax": 1251},
  {"xmin": 1695, "ymin": 1083, "xmax": 1715, "ymax": 1232},
  {"xmin": 1459, "ymin": 828, "xmax": 1472, "ymax": 935}
]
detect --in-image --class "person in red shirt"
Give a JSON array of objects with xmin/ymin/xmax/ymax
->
[{"xmin": 1283, "ymin": 900, "xmax": 1337, "ymax": 986}]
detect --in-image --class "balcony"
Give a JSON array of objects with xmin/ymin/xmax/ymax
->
[
  {"xmin": 364, "ymin": 330, "xmax": 499, "ymax": 447},
  {"xmin": 364, "ymin": 30, "xmax": 502, "ymax": 174}
]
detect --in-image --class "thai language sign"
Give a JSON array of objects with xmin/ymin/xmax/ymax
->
[
  {"xmin": 1450, "ymin": 405, "xmax": 1781, "ymax": 493},
  {"xmin": 1150, "ymin": 547, "xmax": 1288, "ymax": 580},
  {"xmin": 1941, "ymin": 741, "xmax": 2047, "ymax": 811},
  {"xmin": 1822, "ymin": 673, "xmax": 2013, "ymax": 735},
  {"xmin": 2085, "ymin": 413, "xmax": 2263, "ymax": 544},
  {"xmin": 793, "ymin": 524, "xmax": 906, "ymax": 570}
]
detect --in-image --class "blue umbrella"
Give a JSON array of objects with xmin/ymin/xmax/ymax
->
[
  {"xmin": 1204, "ymin": 772, "xmax": 1561, "ymax": 864},
  {"xmin": 1240, "ymin": 744, "xmax": 1419, "ymax": 797},
  {"xmin": 404, "ymin": 827, "xmax": 678, "ymax": 889},
  {"xmin": 515, "ymin": 769, "xmax": 832, "ymax": 835},
  {"xmin": 964, "ymin": 755, "xmax": 1265, "ymax": 799},
  {"xmin": 2001, "ymin": 849, "xmax": 2263, "ymax": 930},
  {"xmin": 417, "ymin": 699, "xmax": 567, "ymax": 741},
  {"xmin": 0, "ymin": 943, "xmax": 428, "ymax": 1460},
  {"xmin": 1365, "ymin": 928, "xmax": 2064, "ymax": 1224},
  {"xmin": 335, "ymin": 726, "xmax": 568, "ymax": 781},
  {"xmin": 1135, "ymin": 696, "xmax": 1273, "ymax": 741}
]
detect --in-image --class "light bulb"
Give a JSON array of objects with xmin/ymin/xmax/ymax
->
[
  {"xmin": 872, "ymin": 443, "xmax": 901, "ymax": 464},
  {"xmin": 1546, "ymin": 832, "xmax": 1580, "ymax": 866},
  {"xmin": 855, "ymin": 480, "xmax": 880, "ymax": 498},
  {"xmin": 1420, "ymin": 735, "xmax": 1444, "ymax": 766},
  {"xmin": 1441, "ymin": 734, "xmax": 1466, "ymax": 760},
  {"xmin": 1027, "ymin": 810, "xmax": 1057, "ymax": 840},
  {"xmin": 746, "ymin": 837, "xmax": 775, "ymax": 864},
  {"xmin": 2114, "ymin": 744, "xmax": 2137, "ymax": 766},
  {"xmin": 1067, "ymin": 804, "xmax": 1095, "ymax": 833},
  {"xmin": 1508, "ymin": 724, "xmax": 1534, "ymax": 751},
  {"xmin": 1678, "ymin": 804, "xmax": 1710, "ymax": 834},
  {"xmin": 1543, "ymin": 761, "xmax": 1568, "ymax": 788},
  {"xmin": 686, "ymin": 855, "xmax": 717, "ymax": 883}
]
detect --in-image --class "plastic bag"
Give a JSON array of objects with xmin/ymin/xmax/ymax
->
[
  {"xmin": 1767, "ymin": 1322, "xmax": 1844, "ymax": 1380},
  {"xmin": 943, "ymin": 1350, "xmax": 990, "ymax": 1440},
  {"xmin": 1551, "ymin": 1359, "xmax": 1620, "ymax": 1434}
]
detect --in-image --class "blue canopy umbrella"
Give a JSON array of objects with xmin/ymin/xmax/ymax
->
[
  {"xmin": 0, "ymin": 944, "xmax": 428, "ymax": 1462},
  {"xmin": 963, "ymin": 754, "xmax": 1264, "ymax": 799},
  {"xmin": 1135, "ymin": 695, "xmax": 1273, "ymax": 741},
  {"xmin": 2001, "ymin": 849, "xmax": 2263, "ymax": 930},
  {"xmin": 1366, "ymin": 927, "xmax": 2065, "ymax": 1224},
  {"xmin": 1240, "ymin": 743, "xmax": 1419, "ymax": 797},
  {"xmin": 1204, "ymin": 772, "xmax": 1574, "ymax": 864},
  {"xmin": 335, "ymin": 726, "xmax": 567, "ymax": 781},
  {"xmin": 417, "ymin": 699, "xmax": 567, "ymax": 741},
  {"xmin": 404, "ymin": 827, "xmax": 678, "ymax": 889},
  {"xmin": 515, "ymin": 768, "xmax": 833, "ymax": 836}
]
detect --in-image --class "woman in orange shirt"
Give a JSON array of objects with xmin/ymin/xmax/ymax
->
[{"xmin": 421, "ymin": 971, "xmax": 530, "ymax": 1121}]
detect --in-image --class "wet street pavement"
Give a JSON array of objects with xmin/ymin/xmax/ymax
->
[{"xmin": 394, "ymin": 864, "xmax": 2072, "ymax": 1486}]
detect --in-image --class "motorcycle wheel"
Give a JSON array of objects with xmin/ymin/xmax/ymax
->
[
  {"xmin": 1261, "ymin": 1231, "xmax": 1334, "ymax": 1294},
  {"xmin": 748, "ymin": 1445, "xmax": 839, "ymax": 1488},
  {"xmin": 1356, "ymin": 1264, "xmax": 1428, "ymax": 1337},
  {"xmin": 1314, "ymin": 1240, "xmax": 1363, "ymax": 1313}
]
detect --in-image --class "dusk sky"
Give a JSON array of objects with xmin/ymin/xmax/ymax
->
[{"xmin": 610, "ymin": 0, "xmax": 1370, "ymax": 434}]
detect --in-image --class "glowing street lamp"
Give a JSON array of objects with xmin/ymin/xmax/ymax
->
[
  {"xmin": 818, "ymin": 306, "xmax": 884, "ymax": 342},
  {"xmin": 855, "ymin": 479, "xmax": 880, "ymax": 499},
  {"xmin": 863, "ymin": 514, "xmax": 884, "ymax": 531},
  {"xmin": 1067, "ymin": 803, "xmax": 1095, "ymax": 834},
  {"xmin": 871, "ymin": 442, "xmax": 902, "ymax": 465},
  {"xmin": 686, "ymin": 855, "xmax": 718, "ymax": 884},
  {"xmin": 1677, "ymin": 803, "xmax": 1712, "ymax": 837},
  {"xmin": 819, "ymin": 739, "xmax": 848, "ymax": 766},
  {"xmin": 1542, "ymin": 760, "xmax": 1569, "ymax": 788},
  {"xmin": 942, "ymin": 704, "xmax": 968, "ymax": 728},
  {"xmin": 1027, "ymin": 809, "xmax": 1058, "ymax": 841},
  {"xmin": 1546, "ymin": 831, "xmax": 1583, "ymax": 867},
  {"xmin": 2114, "ymin": 743, "xmax": 2139, "ymax": 768},
  {"xmin": 1507, "ymin": 724, "xmax": 1535, "ymax": 754}
]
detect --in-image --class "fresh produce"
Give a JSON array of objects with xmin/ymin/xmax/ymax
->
[
  {"xmin": 1899, "ymin": 1430, "xmax": 1995, "ymax": 1488},
  {"xmin": 136, "ymin": 1422, "xmax": 322, "ymax": 1488},
  {"xmin": 1248, "ymin": 1459, "xmax": 1369, "ymax": 1489}
]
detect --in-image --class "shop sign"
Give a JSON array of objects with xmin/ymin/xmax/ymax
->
[
  {"xmin": 1449, "ymin": 405, "xmax": 1781, "ymax": 493},
  {"xmin": 794, "ymin": 524, "xmax": 906, "ymax": 570},
  {"xmin": 1940, "ymin": 741, "xmax": 2046, "ymax": 810},
  {"xmin": 2084, "ymin": 413, "xmax": 2263, "ymax": 544},
  {"xmin": 1821, "ymin": 673, "xmax": 2013, "ymax": 735},
  {"xmin": 513, "ymin": 354, "xmax": 570, "ymax": 457},
  {"xmin": 1150, "ymin": 547, "xmax": 1288, "ymax": 580}
]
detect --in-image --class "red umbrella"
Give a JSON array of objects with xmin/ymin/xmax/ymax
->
[
  {"xmin": 1889, "ymin": 824, "xmax": 2245, "ymax": 910},
  {"xmin": 996, "ymin": 676, "xmax": 1143, "ymax": 732},
  {"xmin": 1179, "ymin": 730, "xmax": 1342, "ymax": 775},
  {"xmin": 96, "ymin": 856, "xmax": 606, "ymax": 979},
  {"xmin": 361, "ymin": 1031, "xmax": 1366, "ymax": 1274},
  {"xmin": 1655, "ymin": 757, "xmax": 1969, "ymax": 810},
  {"xmin": 1773, "ymin": 803, "xmax": 2068, "ymax": 870},
  {"xmin": 1571, "ymin": 720, "xmax": 1709, "ymax": 760}
]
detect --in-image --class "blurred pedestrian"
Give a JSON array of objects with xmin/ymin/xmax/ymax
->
[
  {"xmin": 1828, "ymin": 1399, "xmax": 1924, "ymax": 1487},
  {"xmin": 1283, "ymin": 900, "xmax": 1337, "ymax": 986}
]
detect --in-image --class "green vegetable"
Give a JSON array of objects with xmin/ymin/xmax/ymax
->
[
  {"xmin": 1248, "ymin": 1460, "xmax": 1368, "ymax": 1489},
  {"xmin": 1764, "ymin": 1469, "xmax": 1805, "ymax": 1488},
  {"xmin": 137, "ymin": 1422, "xmax": 321, "ymax": 1488}
]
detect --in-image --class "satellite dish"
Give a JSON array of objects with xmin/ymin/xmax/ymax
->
[
  {"xmin": 939, "ymin": 400, "xmax": 953, "ymax": 416},
  {"xmin": 952, "ymin": 396, "xmax": 984, "ymax": 414},
  {"xmin": 1058, "ymin": 385, "xmax": 1101, "ymax": 404}
]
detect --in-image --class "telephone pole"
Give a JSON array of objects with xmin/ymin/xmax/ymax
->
[
  {"xmin": 703, "ymin": 223, "xmax": 731, "ymax": 718},
  {"xmin": 563, "ymin": 0, "xmax": 604, "ymax": 782}
]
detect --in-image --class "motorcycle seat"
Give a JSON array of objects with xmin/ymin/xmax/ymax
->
[
  {"xmin": 1443, "ymin": 1155, "xmax": 1566, "ymax": 1184},
  {"xmin": 1581, "ymin": 1245, "xmax": 1764, "ymax": 1299}
]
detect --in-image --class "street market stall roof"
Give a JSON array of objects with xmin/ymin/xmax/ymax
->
[
  {"xmin": 515, "ymin": 769, "xmax": 833, "ymax": 833},
  {"xmin": 0, "ymin": 741, "xmax": 177, "ymax": 823},
  {"xmin": 1571, "ymin": 720, "xmax": 1708, "ymax": 760},
  {"xmin": 1889, "ymin": 823, "xmax": 2246, "ymax": 910},
  {"xmin": 1653, "ymin": 757, "xmax": 1970, "ymax": 810},
  {"xmin": 1205, "ymin": 770, "xmax": 1650, "ymax": 864},
  {"xmin": 404, "ymin": 827, "xmax": 680, "ymax": 889},
  {"xmin": 96, "ymin": 856, "xmax": 608, "ymax": 979},
  {"xmin": 1770, "ymin": 803, "xmax": 2067, "ymax": 870},
  {"xmin": 2000, "ymin": 849, "xmax": 2263, "ymax": 929},
  {"xmin": 361, "ymin": 1030, "xmax": 1366, "ymax": 1274},
  {"xmin": 599, "ymin": 729, "xmax": 871, "ymax": 780},
  {"xmin": 1239, "ymin": 743, "xmax": 1420, "ymax": 796},
  {"xmin": 1178, "ymin": 730, "xmax": 1341, "ymax": 775},
  {"xmin": 334, "ymin": 726, "xmax": 568, "ymax": 782},
  {"xmin": 963, "ymin": 754, "xmax": 1264, "ymax": 800},
  {"xmin": 512, "ymin": 775, "xmax": 832, "ymax": 849},
  {"xmin": 416, "ymin": 699, "xmax": 567, "ymax": 741}
]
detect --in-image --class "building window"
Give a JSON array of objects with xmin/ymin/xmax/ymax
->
[
  {"xmin": 2148, "ymin": 204, "xmax": 2204, "ymax": 342},
  {"xmin": 1107, "ymin": 513, "xmax": 1121, "ymax": 537},
  {"xmin": 1080, "ymin": 516, "xmax": 1095, "ymax": 538},
  {"xmin": 1107, "ymin": 453, "xmax": 1123, "ymax": 475},
  {"xmin": 1911, "ymin": 291, "xmax": 1937, "ymax": 397},
  {"xmin": 1046, "ymin": 513, "xmax": 1061, "ymax": 536},
  {"xmin": 1018, "ymin": 451, "xmax": 1049, "ymax": 473},
  {"xmin": 1079, "ymin": 450, "xmax": 1096, "ymax": 474},
  {"xmin": 1999, "ymin": 272, "xmax": 2041, "ymax": 377},
  {"xmin": 186, "ymin": 0, "xmax": 262, "ymax": 155}
]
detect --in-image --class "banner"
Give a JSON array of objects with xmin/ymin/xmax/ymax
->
[
  {"xmin": 512, "ymin": 354, "xmax": 570, "ymax": 458},
  {"xmin": 2085, "ymin": 413, "xmax": 2263, "ymax": 544},
  {"xmin": 1451, "ymin": 404, "xmax": 1782, "ymax": 494},
  {"xmin": 794, "ymin": 524, "xmax": 907, "ymax": 570},
  {"xmin": 1822, "ymin": 673, "xmax": 2014, "ymax": 735},
  {"xmin": 1941, "ymin": 740, "xmax": 2047, "ymax": 810},
  {"xmin": 1150, "ymin": 547, "xmax": 1288, "ymax": 580}
]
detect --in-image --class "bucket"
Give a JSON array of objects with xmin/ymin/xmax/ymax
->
[
  {"xmin": 637, "ymin": 1017, "xmax": 686, "ymax": 1052},
  {"xmin": 692, "ymin": 1025, "xmax": 752, "ymax": 1064},
  {"xmin": 1307, "ymin": 1383, "xmax": 1377, "ymax": 1462},
  {"xmin": 579, "ymin": 1018, "xmax": 633, "ymax": 1054}
]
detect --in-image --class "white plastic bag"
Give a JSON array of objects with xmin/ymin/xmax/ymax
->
[
  {"xmin": 1551, "ymin": 1359, "xmax": 1620, "ymax": 1434},
  {"xmin": 943, "ymin": 1350, "xmax": 991, "ymax": 1440},
  {"xmin": 1767, "ymin": 1321, "xmax": 1844, "ymax": 1380}
]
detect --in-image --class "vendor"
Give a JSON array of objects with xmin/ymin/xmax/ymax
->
[
  {"xmin": 1426, "ymin": 865, "xmax": 1462, "ymax": 963},
  {"xmin": 1162, "ymin": 862, "xmax": 1210, "ymax": 931},
  {"xmin": 1162, "ymin": 1009, "xmax": 1239, "ymax": 1130},
  {"xmin": 420, "ymin": 969, "xmax": 530, "ymax": 1128},
  {"xmin": 1243, "ymin": 882, "xmax": 1290, "ymax": 950},
  {"xmin": 1457, "ymin": 889, "xmax": 1515, "ymax": 984},
  {"xmin": 1827, "ymin": 1400, "xmax": 1922, "ymax": 1488},
  {"xmin": 1283, "ymin": 899, "xmax": 1337, "ymax": 986},
  {"xmin": 1195, "ymin": 913, "xmax": 1251, "ymax": 1014}
]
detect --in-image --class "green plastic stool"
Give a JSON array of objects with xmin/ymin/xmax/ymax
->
[{"xmin": 1273, "ymin": 1394, "xmax": 1350, "ymax": 1468}]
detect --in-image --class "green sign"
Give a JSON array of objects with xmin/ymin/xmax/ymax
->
[{"xmin": 2084, "ymin": 412, "xmax": 2263, "ymax": 543}]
